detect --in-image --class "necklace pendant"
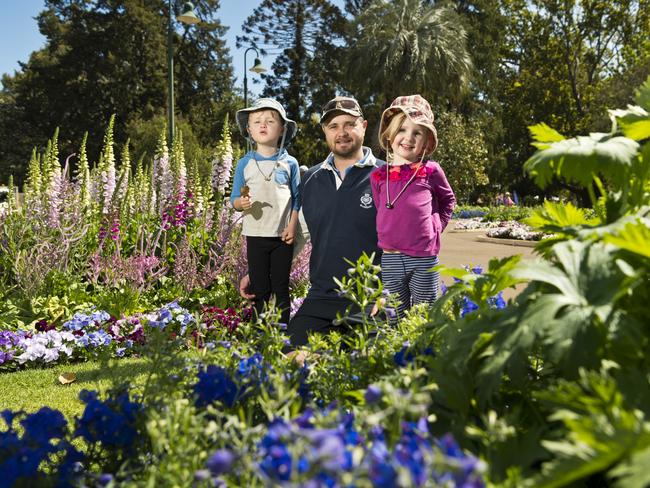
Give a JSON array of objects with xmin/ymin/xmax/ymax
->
[{"xmin": 386, "ymin": 202, "xmax": 394, "ymax": 209}]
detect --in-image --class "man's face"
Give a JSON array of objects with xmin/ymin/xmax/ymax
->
[{"xmin": 322, "ymin": 114, "xmax": 367, "ymax": 158}]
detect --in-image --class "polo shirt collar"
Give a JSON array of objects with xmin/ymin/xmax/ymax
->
[{"xmin": 322, "ymin": 146, "xmax": 377, "ymax": 173}]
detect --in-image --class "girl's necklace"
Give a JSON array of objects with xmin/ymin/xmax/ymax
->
[
  {"xmin": 385, "ymin": 163, "xmax": 421, "ymax": 209},
  {"xmin": 254, "ymin": 155, "xmax": 277, "ymax": 182}
]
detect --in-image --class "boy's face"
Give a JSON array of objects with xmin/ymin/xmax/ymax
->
[
  {"xmin": 322, "ymin": 113, "xmax": 367, "ymax": 158},
  {"xmin": 248, "ymin": 110, "xmax": 284, "ymax": 148}
]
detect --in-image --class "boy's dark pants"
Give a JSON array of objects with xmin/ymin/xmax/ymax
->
[{"xmin": 246, "ymin": 236, "xmax": 293, "ymax": 325}]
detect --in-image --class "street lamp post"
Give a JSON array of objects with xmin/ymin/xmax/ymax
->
[
  {"xmin": 167, "ymin": 1, "xmax": 199, "ymax": 145},
  {"xmin": 243, "ymin": 47, "xmax": 267, "ymax": 107}
]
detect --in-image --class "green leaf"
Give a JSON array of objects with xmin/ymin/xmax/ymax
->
[
  {"xmin": 610, "ymin": 105, "xmax": 650, "ymax": 141},
  {"xmin": 634, "ymin": 75, "xmax": 650, "ymax": 111},
  {"xmin": 528, "ymin": 369, "xmax": 650, "ymax": 488},
  {"xmin": 604, "ymin": 220, "xmax": 650, "ymax": 260},
  {"xmin": 524, "ymin": 132, "xmax": 639, "ymax": 189},
  {"xmin": 529, "ymin": 123, "xmax": 566, "ymax": 148},
  {"xmin": 506, "ymin": 242, "xmax": 628, "ymax": 377},
  {"xmin": 525, "ymin": 200, "xmax": 597, "ymax": 233},
  {"xmin": 611, "ymin": 444, "xmax": 650, "ymax": 488}
]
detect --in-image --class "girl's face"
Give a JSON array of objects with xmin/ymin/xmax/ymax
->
[
  {"xmin": 248, "ymin": 110, "xmax": 284, "ymax": 148},
  {"xmin": 390, "ymin": 118, "xmax": 428, "ymax": 164}
]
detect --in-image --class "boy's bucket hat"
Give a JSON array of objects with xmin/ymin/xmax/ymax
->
[
  {"xmin": 379, "ymin": 94, "xmax": 438, "ymax": 152},
  {"xmin": 236, "ymin": 98, "xmax": 298, "ymax": 144},
  {"xmin": 319, "ymin": 96, "xmax": 364, "ymax": 124}
]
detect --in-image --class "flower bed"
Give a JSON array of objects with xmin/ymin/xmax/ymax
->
[
  {"xmin": 485, "ymin": 221, "xmax": 546, "ymax": 241},
  {"xmin": 0, "ymin": 302, "xmax": 252, "ymax": 372}
]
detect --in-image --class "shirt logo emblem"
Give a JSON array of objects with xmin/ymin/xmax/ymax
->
[{"xmin": 360, "ymin": 192, "xmax": 373, "ymax": 209}]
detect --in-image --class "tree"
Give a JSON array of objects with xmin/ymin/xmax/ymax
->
[
  {"xmin": 346, "ymin": 0, "xmax": 472, "ymax": 106},
  {"xmin": 434, "ymin": 110, "xmax": 489, "ymax": 204},
  {"xmin": 0, "ymin": 0, "xmax": 235, "ymax": 186},
  {"xmin": 237, "ymin": 0, "xmax": 346, "ymax": 123},
  {"xmin": 344, "ymin": 0, "xmax": 473, "ymax": 150},
  {"xmin": 496, "ymin": 0, "xmax": 649, "ymax": 196}
]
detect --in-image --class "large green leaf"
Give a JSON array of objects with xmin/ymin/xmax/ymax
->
[
  {"xmin": 528, "ymin": 369, "xmax": 650, "ymax": 488},
  {"xmin": 611, "ymin": 444, "xmax": 650, "ymax": 488},
  {"xmin": 604, "ymin": 220, "xmax": 650, "ymax": 261},
  {"xmin": 524, "ymin": 132, "xmax": 639, "ymax": 188},
  {"xmin": 634, "ymin": 75, "xmax": 650, "ymax": 112},
  {"xmin": 529, "ymin": 122, "xmax": 566, "ymax": 148},
  {"xmin": 610, "ymin": 105, "xmax": 650, "ymax": 141},
  {"xmin": 502, "ymin": 242, "xmax": 628, "ymax": 378},
  {"xmin": 525, "ymin": 200, "xmax": 597, "ymax": 233}
]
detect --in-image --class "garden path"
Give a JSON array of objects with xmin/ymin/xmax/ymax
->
[{"xmin": 439, "ymin": 223, "xmax": 537, "ymax": 300}]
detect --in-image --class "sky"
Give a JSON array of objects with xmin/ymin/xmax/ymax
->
[{"xmin": 0, "ymin": 0, "xmax": 340, "ymax": 96}]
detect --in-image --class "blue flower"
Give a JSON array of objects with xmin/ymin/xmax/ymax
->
[
  {"xmin": 259, "ymin": 420, "xmax": 293, "ymax": 482},
  {"xmin": 461, "ymin": 297, "xmax": 479, "ymax": 317},
  {"xmin": 98, "ymin": 473, "xmax": 114, "ymax": 486},
  {"xmin": 75, "ymin": 390, "xmax": 142, "ymax": 450},
  {"xmin": 207, "ymin": 449, "xmax": 235, "ymax": 475},
  {"xmin": 21, "ymin": 407, "xmax": 67, "ymax": 444},
  {"xmin": 488, "ymin": 292, "xmax": 506, "ymax": 309},
  {"xmin": 365, "ymin": 384, "xmax": 382, "ymax": 404},
  {"xmin": 394, "ymin": 345, "xmax": 415, "ymax": 367},
  {"xmin": 194, "ymin": 366, "xmax": 239, "ymax": 408}
]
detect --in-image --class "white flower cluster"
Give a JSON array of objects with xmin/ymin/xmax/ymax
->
[{"xmin": 16, "ymin": 330, "xmax": 76, "ymax": 364}]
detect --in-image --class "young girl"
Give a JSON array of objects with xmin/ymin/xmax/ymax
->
[
  {"xmin": 370, "ymin": 95, "xmax": 456, "ymax": 317},
  {"xmin": 231, "ymin": 98, "xmax": 301, "ymax": 325}
]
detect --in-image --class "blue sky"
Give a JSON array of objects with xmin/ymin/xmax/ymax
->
[{"xmin": 0, "ymin": 0, "xmax": 342, "ymax": 95}]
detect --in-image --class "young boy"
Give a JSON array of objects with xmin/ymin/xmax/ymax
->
[{"xmin": 230, "ymin": 98, "xmax": 300, "ymax": 325}]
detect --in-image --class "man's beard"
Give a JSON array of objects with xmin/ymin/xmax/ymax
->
[{"xmin": 330, "ymin": 137, "xmax": 363, "ymax": 159}]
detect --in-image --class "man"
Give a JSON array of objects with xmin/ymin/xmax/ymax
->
[{"xmin": 241, "ymin": 96, "xmax": 384, "ymax": 347}]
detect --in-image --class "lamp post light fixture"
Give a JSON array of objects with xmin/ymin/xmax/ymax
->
[
  {"xmin": 243, "ymin": 47, "xmax": 267, "ymax": 107},
  {"xmin": 167, "ymin": 1, "xmax": 199, "ymax": 145}
]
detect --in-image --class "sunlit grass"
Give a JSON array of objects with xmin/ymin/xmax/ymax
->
[{"xmin": 0, "ymin": 357, "xmax": 152, "ymax": 420}]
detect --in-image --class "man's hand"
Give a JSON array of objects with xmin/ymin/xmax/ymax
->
[
  {"xmin": 239, "ymin": 274, "xmax": 255, "ymax": 300},
  {"xmin": 286, "ymin": 350, "xmax": 317, "ymax": 367},
  {"xmin": 370, "ymin": 297, "xmax": 386, "ymax": 317}
]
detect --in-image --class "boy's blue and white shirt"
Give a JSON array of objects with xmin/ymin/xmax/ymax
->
[{"xmin": 230, "ymin": 148, "xmax": 301, "ymax": 237}]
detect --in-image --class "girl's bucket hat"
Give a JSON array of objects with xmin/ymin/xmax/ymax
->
[
  {"xmin": 379, "ymin": 94, "xmax": 438, "ymax": 152},
  {"xmin": 236, "ymin": 98, "xmax": 298, "ymax": 145}
]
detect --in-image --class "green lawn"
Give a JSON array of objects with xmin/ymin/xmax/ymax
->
[{"xmin": 0, "ymin": 357, "xmax": 152, "ymax": 420}]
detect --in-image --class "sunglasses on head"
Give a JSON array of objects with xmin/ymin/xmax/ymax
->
[{"xmin": 321, "ymin": 98, "xmax": 361, "ymax": 113}]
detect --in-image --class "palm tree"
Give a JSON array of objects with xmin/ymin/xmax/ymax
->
[{"xmin": 346, "ymin": 0, "xmax": 472, "ymax": 108}]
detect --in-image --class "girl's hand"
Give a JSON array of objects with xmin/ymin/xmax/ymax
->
[
  {"xmin": 240, "ymin": 196, "xmax": 252, "ymax": 210},
  {"xmin": 281, "ymin": 226, "xmax": 295, "ymax": 244}
]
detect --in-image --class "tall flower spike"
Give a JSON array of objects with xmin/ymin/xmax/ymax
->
[
  {"xmin": 212, "ymin": 114, "xmax": 233, "ymax": 195},
  {"xmin": 133, "ymin": 154, "xmax": 146, "ymax": 214},
  {"xmin": 24, "ymin": 148, "xmax": 42, "ymax": 203},
  {"xmin": 98, "ymin": 115, "xmax": 117, "ymax": 215},
  {"xmin": 154, "ymin": 127, "xmax": 171, "ymax": 214},
  {"xmin": 188, "ymin": 156, "xmax": 204, "ymax": 216},
  {"xmin": 42, "ymin": 129, "xmax": 62, "ymax": 227},
  {"xmin": 147, "ymin": 161, "xmax": 157, "ymax": 215},
  {"xmin": 6, "ymin": 175, "xmax": 16, "ymax": 213},
  {"xmin": 76, "ymin": 132, "xmax": 91, "ymax": 211},
  {"xmin": 117, "ymin": 139, "xmax": 131, "ymax": 200},
  {"xmin": 171, "ymin": 130, "xmax": 187, "ymax": 199}
]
